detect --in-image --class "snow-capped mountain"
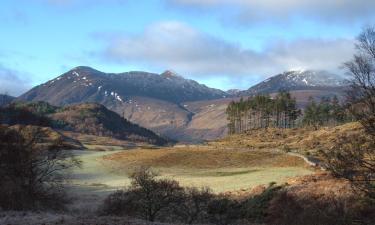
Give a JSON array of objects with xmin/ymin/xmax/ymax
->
[
  {"xmin": 18, "ymin": 67, "xmax": 230, "ymax": 142},
  {"xmin": 19, "ymin": 66, "xmax": 228, "ymax": 106},
  {"xmin": 226, "ymin": 89, "xmax": 242, "ymax": 95},
  {"xmin": 239, "ymin": 70, "xmax": 346, "ymax": 96}
]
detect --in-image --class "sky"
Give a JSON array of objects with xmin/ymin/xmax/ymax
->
[{"xmin": 1, "ymin": 0, "xmax": 375, "ymax": 96}]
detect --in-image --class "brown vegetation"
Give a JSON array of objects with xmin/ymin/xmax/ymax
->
[
  {"xmin": 211, "ymin": 122, "xmax": 364, "ymax": 155},
  {"xmin": 103, "ymin": 146, "xmax": 307, "ymax": 170}
]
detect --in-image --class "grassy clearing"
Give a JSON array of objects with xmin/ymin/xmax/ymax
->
[
  {"xmin": 103, "ymin": 147, "xmax": 307, "ymax": 169},
  {"xmin": 101, "ymin": 146, "xmax": 313, "ymax": 193}
]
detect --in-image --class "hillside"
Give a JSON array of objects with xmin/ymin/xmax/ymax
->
[
  {"xmin": 17, "ymin": 67, "xmax": 348, "ymax": 142},
  {"xmin": 210, "ymin": 122, "xmax": 364, "ymax": 155},
  {"xmin": 52, "ymin": 103, "xmax": 168, "ymax": 145},
  {"xmin": 0, "ymin": 101, "xmax": 168, "ymax": 145},
  {"xmin": 238, "ymin": 70, "xmax": 346, "ymax": 96},
  {"xmin": 18, "ymin": 67, "xmax": 230, "ymax": 142},
  {"xmin": 5, "ymin": 124, "xmax": 84, "ymax": 150},
  {"xmin": 19, "ymin": 66, "xmax": 227, "ymax": 105}
]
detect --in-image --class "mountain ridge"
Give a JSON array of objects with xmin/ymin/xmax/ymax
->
[
  {"xmin": 20, "ymin": 66, "xmax": 228, "ymax": 106},
  {"xmin": 238, "ymin": 70, "xmax": 346, "ymax": 96},
  {"xmin": 17, "ymin": 67, "xmax": 347, "ymax": 142}
]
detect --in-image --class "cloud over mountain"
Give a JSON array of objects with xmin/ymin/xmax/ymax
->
[
  {"xmin": 166, "ymin": 0, "xmax": 375, "ymax": 25},
  {"xmin": 0, "ymin": 65, "xmax": 31, "ymax": 96},
  {"xmin": 99, "ymin": 21, "xmax": 354, "ymax": 80}
]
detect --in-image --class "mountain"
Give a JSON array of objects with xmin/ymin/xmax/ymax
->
[
  {"xmin": 18, "ymin": 67, "xmax": 348, "ymax": 142},
  {"xmin": 238, "ymin": 70, "xmax": 346, "ymax": 96},
  {"xmin": 20, "ymin": 66, "xmax": 228, "ymax": 106},
  {"xmin": 0, "ymin": 94, "xmax": 15, "ymax": 106},
  {"xmin": 226, "ymin": 89, "xmax": 242, "ymax": 95},
  {"xmin": 1, "ymin": 101, "xmax": 168, "ymax": 145},
  {"xmin": 19, "ymin": 67, "xmax": 229, "ymax": 142}
]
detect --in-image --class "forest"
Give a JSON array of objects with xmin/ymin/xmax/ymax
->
[{"xmin": 226, "ymin": 90, "xmax": 351, "ymax": 134}]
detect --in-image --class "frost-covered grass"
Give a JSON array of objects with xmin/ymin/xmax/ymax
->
[{"xmin": 0, "ymin": 211, "xmax": 167, "ymax": 225}]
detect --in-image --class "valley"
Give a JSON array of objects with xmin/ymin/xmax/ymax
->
[
  {"xmin": 18, "ymin": 67, "xmax": 346, "ymax": 142},
  {"xmin": 4, "ymin": 2, "xmax": 375, "ymax": 224},
  {"xmin": 0, "ymin": 67, "xmax": 371, "ymax": 225}
]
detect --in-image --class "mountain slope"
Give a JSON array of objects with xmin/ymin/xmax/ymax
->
[
  {"xmin": 1, "ymin": 101, "xmax": 168, "ymax": 145},
  {"xmin": 238, "ymin": 70, "xmax": 346, "ymax": 96},
  {"xmin": 51, "ymin": 102, "xmax": 168, "ymax": 145},
  {"xmin": 20, "ymin": 66, "xmax": 228, "ymax": 106},
  {"xmin": 18, "ymin": 67, "xmax": 229, "ymax": 142},
  {"xmin": 18, "ymin": 68, "xmax": 347, "ymax": 142}
]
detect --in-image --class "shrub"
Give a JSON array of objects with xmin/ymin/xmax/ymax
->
[
  {"xmin": 267, "ymin": 191, "xmax": 375, "ymax": 225},
  {"xmin": 320, "ymin": 133, "xmax": 375, "ymax": 199},
  {"xmin": 174, "ymin": 187, "xmax": 214, "ymax": 224},
  {"xmin": 207, "ymin": 196, "xmax": 242, "ymax": 225},
  {"xmin": 101, "ymin": 167, "xmax": 184, "ymax": 222},
  {"xmin": 240, "ymin": 183, "xmax": 282, "ymax": 222}
]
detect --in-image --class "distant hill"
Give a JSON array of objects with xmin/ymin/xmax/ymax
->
[
  {"xmin": 238, "ymin": 70, "xmax": 346, "ymax": 96},
  {"xmin": 226, "ymin": 89, "xmax": 242, "ymax": 95},
  {"xmin": 0, "ymin": 101, "xmax": 168, "ymax": 145},
  {"xmin": 0, "ymin": 94, "xmax": 15, "ymax": 106}
]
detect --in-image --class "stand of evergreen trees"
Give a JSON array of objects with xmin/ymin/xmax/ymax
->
[
  {"xmin": 226, "ymin": 91, "xmax": 352, "ymax": 134},
  {"xmin": 226, "ymin": 90, "xmax": 301, "ymax": 134},
  {"xmin": 302, "ymin": 96, "xmax": 351, "ymax": 129}
]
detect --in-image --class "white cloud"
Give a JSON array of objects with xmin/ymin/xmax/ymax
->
[
  {"xmin": 166, "ymin": 0, "xmax": 375, "ymax": 25},
  {"xmin": 0, "ymin": 65, "xmax": 32, "ymax": 97},
  {"xmin": 99, "ymin": 21, "xmax": 355, "ymax": 80}
]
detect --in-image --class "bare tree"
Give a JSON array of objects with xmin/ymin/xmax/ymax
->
[
  {"xmin": 0, "ymin": 125, "xmax": 80, "ymax": 210},
  {"xmin": 344, "ymin": 26, "xmax": 375, "ymax": 135},
  {"xmin": 320, "ymin": 133, "xmax": 375, "ymax": 199},
  {"xmin": 322, "ymin": 26, "xmax": 375, "ymax": 199}
]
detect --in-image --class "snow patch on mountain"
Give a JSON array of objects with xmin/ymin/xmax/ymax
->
[{"xmin": 238, "ymin": 70, "xmax": 346, "ymax": 96}]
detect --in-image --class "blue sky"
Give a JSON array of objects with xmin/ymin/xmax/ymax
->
[{"xmin": 1, "ymin": 0, "xmax": 375, "ymax": 96}]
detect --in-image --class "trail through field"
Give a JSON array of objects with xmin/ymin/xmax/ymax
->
[{"xmin": 64, "ymin": 150, "xmax": 131, "ymax": 214}]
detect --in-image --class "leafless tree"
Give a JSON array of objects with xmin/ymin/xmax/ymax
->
[
  {"xmin": 344, "ymin": 26, "xmax": 375, "ymax": 135},
  {"xmin": 0, "ymin": 125, "xmax": 80, "ymax": 210},
  {"xmin": 330, "ymin": 25, "xmax": 375, "ymax": 199},
  {"xmin": 316, "ymin": 26, "xmax": 375, "ymax": 200},
  {"xmin": 320, "ymin": 133, "xmax": 375, "ymax": 199}
]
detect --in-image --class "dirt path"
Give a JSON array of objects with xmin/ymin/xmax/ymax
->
[{"xmin": 287, "ymin": 152, "xmax": 326, "ymax": 170}]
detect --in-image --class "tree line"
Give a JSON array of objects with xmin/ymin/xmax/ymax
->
[
  {"xmin": 226, "ymin": 90, "xmax": 301, "ymax": 134},
  {"xmin": 303, "ymin": 96, "xmax": 352, "ymax": 129},
  {"xmin": 226, "ymin": 91, "xmax": 351, "ymax": 134}
]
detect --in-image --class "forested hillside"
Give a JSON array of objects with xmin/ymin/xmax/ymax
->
[{"xmin": 0, "ymin": 101, "xmax": 168, "ymax": 145}]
